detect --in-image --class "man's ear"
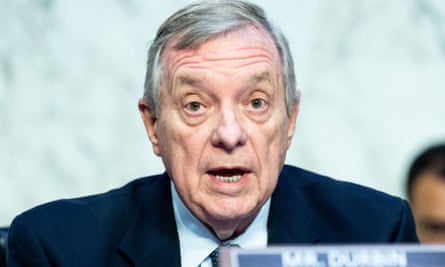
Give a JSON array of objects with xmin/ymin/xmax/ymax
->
[
  {"xmin": 138, "ymin": 98, "xmax": 161, "ymax": 156},
  {"xmin": 287, "ymin": 89, "xmax": 301, "ymax": 148}
]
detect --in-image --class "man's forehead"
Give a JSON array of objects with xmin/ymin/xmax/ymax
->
[{"xmin": 163, "ymin": 25, "xmax": 280, "ymax": 66}]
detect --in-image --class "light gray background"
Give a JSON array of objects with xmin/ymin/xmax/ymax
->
[{"xmin": 1, "ymin": 0, "xmax": 444, "ymax": 226}]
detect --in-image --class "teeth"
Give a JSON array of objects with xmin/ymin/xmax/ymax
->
[{"xmin": 215, "ymin": 174, "xmax": 242, "ymax": 183}]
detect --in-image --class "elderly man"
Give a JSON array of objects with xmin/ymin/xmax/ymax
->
[{"xmin": 8, "ymin": 1, "xmax": 418, "ymax": 266}]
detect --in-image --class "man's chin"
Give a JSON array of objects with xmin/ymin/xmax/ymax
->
[{"xmin": 203, "ymin": 204, "xmax": 260, "ymax": 226}]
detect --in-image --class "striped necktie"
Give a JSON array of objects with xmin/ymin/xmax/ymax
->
[
  {"xmin": 209, "ymin": 244, "xmax": 240, "ymax": 267},
  {"xmin": 209, "ymin": 247, "xmax": 219, "ymax": 267}
]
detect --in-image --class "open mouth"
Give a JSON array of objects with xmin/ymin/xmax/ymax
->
[{"xmin": 208, "ymin": 168, "xmax": 247, "ymax": 183}]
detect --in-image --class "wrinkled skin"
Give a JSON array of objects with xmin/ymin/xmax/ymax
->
[{"xmin": 139, "ymin": 25, "xmax": 299, "ymax": 240}]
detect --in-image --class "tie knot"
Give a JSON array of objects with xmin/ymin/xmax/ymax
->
[{"xmin": 210, "ymin": 244, "xmax": 240, "ymax": 267}]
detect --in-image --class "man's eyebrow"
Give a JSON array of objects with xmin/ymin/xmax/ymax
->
[
  {"xmin": 250, "ymin": 72, "xmax": 273, "ymax": 85},
  {"xmin": 177, "ymin": 76, "xmax": 202, "ymax": 87},
  {"xmin": 176, "ymin": 72, "xmax": 272, "ymax": 87}
]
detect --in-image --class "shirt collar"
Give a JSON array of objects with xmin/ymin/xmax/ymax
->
[{"xmin": 171, "ymin": 181, "xmax": 270, "ymax": 267}]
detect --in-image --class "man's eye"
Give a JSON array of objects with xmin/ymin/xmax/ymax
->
[
  {"xmin": 185, "ymin": 101, "xmax": 203, "ymax": 112},
  {"xmin": 250, "ymin": 98, "xmax": 267, "ymax": 109}
]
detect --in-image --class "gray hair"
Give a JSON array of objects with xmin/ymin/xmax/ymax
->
[{"xmin": 143, "ymin": 0, "xmax": 298, "ymax": 117}]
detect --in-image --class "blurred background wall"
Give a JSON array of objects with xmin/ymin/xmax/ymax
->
[{"xmin": 1, "ymin": 0, "xmax": 444, "ymax": 226}]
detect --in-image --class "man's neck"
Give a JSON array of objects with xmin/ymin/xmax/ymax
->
[
  {"xmin": 202, "ymin": 210, "xmax": 262, "ymax": 241},
  {"xmin": 171, "ymin": 180, "xmax": 270, "ymax": 266}
]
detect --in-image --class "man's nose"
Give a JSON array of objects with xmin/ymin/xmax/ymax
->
[{"xmin": 211, "ymin": 107, "xmax": 247, "ymax": 151}]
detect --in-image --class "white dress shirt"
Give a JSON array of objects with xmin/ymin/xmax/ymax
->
[{"xmin": 171, "ymin": 181, "xmax": 270, "ymax": 267}]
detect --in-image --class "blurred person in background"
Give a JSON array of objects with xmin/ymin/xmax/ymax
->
[{"xmin": 407, "ymin": 142, "xmax": 445, "ymax": 243}]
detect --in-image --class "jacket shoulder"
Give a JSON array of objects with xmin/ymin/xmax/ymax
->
[
  {"xmin": 280, "ymin": 164, "xmax": 401, "ymax": 205},
  {"xmin": 277, "ymin": 165, "xmax": 418, "ymax": 242},
  {"xmin": 8, "ymin": 174, "xmax": 171, "ymax": 266},
  {"xmin": 15, "ymin": 174, "xmax": 169, "ymax": 224}
]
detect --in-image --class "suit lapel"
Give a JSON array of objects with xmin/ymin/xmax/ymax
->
[
  {"xmin": 117, "ymin": 174, "xmax": 181, "ymax": 267},
  {"xmin": 116, "ymin": 167, "xmax": 321, "ymax": 265},
  {"xmin": 268, "ymin": 166, "xmax": 322, "ymax": 244}
]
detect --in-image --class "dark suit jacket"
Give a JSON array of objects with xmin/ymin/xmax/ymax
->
[
  {"xmin": 7, "ymin": 165, "xmax": 418, "ymax": 266},
  {"xmin": 0, "ymin": 227, "xmax": 7, "ymax": 267}
]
